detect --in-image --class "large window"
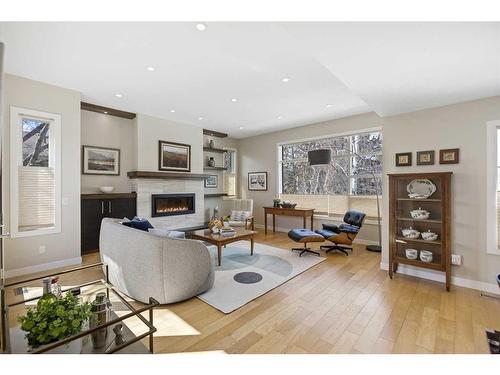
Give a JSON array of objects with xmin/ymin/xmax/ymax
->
[
  {"xmin": 278, "ymin": 130, "xmax": 382, "ymax": 219},
  {"xmin": 10, "ymin": 107, "xmax": 61, "ymax": 237}
]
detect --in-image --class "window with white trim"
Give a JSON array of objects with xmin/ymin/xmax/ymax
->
[
  {"xmin": 10, "ymin": 107, "xmax": 61, "ymax": 237},
  {"xmin": 223, "ymin": 149, "xmax": 237, "ymax": 196},
  {"xmin": 278, "ymin": 130, "xmax": 382, "ymax": 219}
]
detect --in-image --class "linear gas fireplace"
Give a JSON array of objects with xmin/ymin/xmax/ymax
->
[{"xmin": 151, "ymin": 193, "xmax": 195, "ymax": 217}]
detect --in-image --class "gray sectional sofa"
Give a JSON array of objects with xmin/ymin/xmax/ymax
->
[{"xmin": 99, "ymin": 218, "xmax": 215, "ymax": 304}]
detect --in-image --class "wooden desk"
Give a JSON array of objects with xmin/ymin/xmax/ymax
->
[{"xmin": 263, "ymin": 207, "xmax": 315, "ymax": 234}]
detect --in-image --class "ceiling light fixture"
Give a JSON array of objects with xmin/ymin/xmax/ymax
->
[
  {"xmin": 326, "ymin": 104, "xmax": 334, "ymax": 108},
  {"xmin": 115, "ymin": 93, "xmax": 123, "ymax": 98},
  {"xmin": 198, "ymin": 117, "xmax": 203, "ymax": 121},
  {"xmin": 239, "ymin": 126, "xmax": 244, "ymax": 130},
  {"xmin": 282, "ymin": 77, "xmax": 290, "ymax": 83},
  {"xmin": 146, "ymin": 66, "xmax": 155, "ymax": 72},
  {"xmin": 103, "ymin": 111, "xmax": 108, "ymax": 114},
  {"xmin": 277, "ymin": 116, "xmax": 283, "ymax": 120},
  {"xmin": 170, "ymin": 109, "xmax": 175, "ymax": 113},
  {"xmin": 231, "ymin": 98, "xmax": 238, "ymax": 102},
  {"xmin": 196, "ymin": 23, "xmax": 207, "ymax": 31}
]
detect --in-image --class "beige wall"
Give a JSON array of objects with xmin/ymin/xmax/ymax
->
[
  {"xmin": 80, "ymin": 110, "xmax": 135, "ymax": 194},
  {"xmin": 3, "ymin": 74, "xmax": 81, "ymax": 274},
  {"xmin": 238, "ymin": 112, "xmax": 384, "ymax": 243},
  {"xmin": 382, "ymin": 96, "xmax": 500, "ymax": 285}
]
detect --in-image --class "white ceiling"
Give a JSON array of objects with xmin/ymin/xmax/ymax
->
[{"xmin": 0, "ymin": 22, "xmax": 499, "ymax": 138}]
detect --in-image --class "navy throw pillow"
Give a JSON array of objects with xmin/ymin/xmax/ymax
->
[{"xmin": 122, "ymin": 217, "xmax": 154, "ymax": 232}]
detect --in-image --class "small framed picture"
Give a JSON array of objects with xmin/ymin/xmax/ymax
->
[
  {"xmin": 204, "ymin": 175, "xmax": 218, "ymax": 188},
  {"xmin": 158, "ymin": 140, "xmax": 191, "ymax": 172},
  {"xmin": 82, "ymin": 145, "xmax": 120, "ymax": 175},
  {"xmin": 248, "ymin": 171, "xmax": 268, "ymax": 191},
  {"xmin": 395, "ymin": 152, "xmax": 412, "ymax": 167},
  {"xmin": 417, "ymin": 150, "xmax": 435, "ymax": 166},
  {"xmin": 439, "ymin": 148, "xmax": 459, "ymax": 164}
]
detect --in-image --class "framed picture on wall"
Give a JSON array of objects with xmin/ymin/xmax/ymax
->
[
  {"xmin": 158, "ymin": 140, "xmax": 191, "ymax": 172},
  {"xmin": 205, "ymin": 175, "xmax": 218, "ymax": 188},
  {"xmin": 395, "ymin": 152, "xmax": 412, "ymax": 167},
  {"xmin": 439, "ymin": 148, "xmax": 459, "ymax": 164},
  {"xmin": 248, "ymin": 171, "xmax": 268, "ymax": 191},
  {"xmin": 82, "ymin": 145, "xmax": 120, "ymax": 175},
  {"xmin": 417, "ymin": 150, "xmax": 435, "ymax": 165}
]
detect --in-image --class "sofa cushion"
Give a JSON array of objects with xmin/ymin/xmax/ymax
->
[
  {"xmin": 122, "ymin": 217, "xmax": 154, "ymax": 232},
  {"xmin": 148, "ymin": 227, "xmax": 185, "ymax": 239},
  {"xmin": 230, "ymin": 210, "xmax": 251, "ymax": 221}
]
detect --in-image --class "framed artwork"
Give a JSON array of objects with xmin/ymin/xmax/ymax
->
[
  {"xmin": 205, "ymin": 175, "xmax": 218, "ymax": 188},
  {"xmin": 395, "ymin": 152, "xmax": 412, "ymax": 167},
  {"xmin": 439, "ymin": 148, "xmax": 459, "ymax": 164},
  {"xmin": 417, "ymin": 150, "xmax": 435, "ymax": 166},
  {"xmin": 158, "ymin": 140, "xmax": 191, "ymax": 172},
  {"xmin": 248, "ymin": 172, "xmax": 268, "ymax": 191},
  {"xmin": 82, "ymin": 145, "xmax": 120, "ymax": 175}
]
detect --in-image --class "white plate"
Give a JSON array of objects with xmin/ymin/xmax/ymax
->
[{"xmin": 406, "ymin": 179, "xmax": 436, "ymax": 199}]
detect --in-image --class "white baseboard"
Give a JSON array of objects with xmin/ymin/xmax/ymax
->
[
  {"xmin": 5, "ymin": 257, "xmax": 82, "ymax": 278},
  {"xmin": 254, "ymin": 224, "xmax": 378, "ymax": 245},
  {"xmin": 380, "ymin": 262, "xmax": 500, "ymax": 295}
]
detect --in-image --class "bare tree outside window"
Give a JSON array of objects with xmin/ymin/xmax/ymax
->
[{"xmin": 22, "ymin": 118, "xmax": 50, "ymax": 167}]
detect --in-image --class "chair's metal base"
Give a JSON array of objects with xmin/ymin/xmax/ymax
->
[
  {"xmin": 292, "ymin": 244, "xmax": 320, "ymax": 257},
  {"xmin": 320, "ymin": 245, "xmax": 352, "ymax": 256}
]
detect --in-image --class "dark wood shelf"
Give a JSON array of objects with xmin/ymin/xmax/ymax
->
[
  {"xmin": 81, "ymin": 101, "xmax": 136, "ymax": 119},
  {"xmin": 396, "ymin": 198, "xmax": 441, "ymax": 202},
  {"xmin": 204, "ymin": 166, "xmax": 227, "ymax": 171},
  {"xmin": 394, "ymin": 256, "xmax": 443, "ymax": 271},
  {"xmin": 81, "ymin": 192, "xmax": 137, "ymax": 200},
  {"xmin": 203, "ymin": 147, "xmax": 226, "ymax": 153},
  {"xmin": 203, "ymin": 128, "xmax": 228, "ymax": 138},
  {"xmin": 396, "ymin": 217, "xmax": 441, "ymax": 224},
  {"xmin": 127, "ymin": 171, "xmax": 210, "ymax": 180},
  {"xmin": 395, "ymin": 236, "xmax": 441, "ymax": 245},
  {"xmin": 204, "ymin": 193, "xmax": 234, "ymax": 198}
]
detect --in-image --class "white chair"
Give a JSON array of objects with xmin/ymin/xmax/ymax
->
[{"xmin": 227, "ymin": 199, "xmax": 254, "ymax": 230}]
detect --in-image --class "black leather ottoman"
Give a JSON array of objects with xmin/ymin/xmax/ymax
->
[{"xmin": 288, "ymin": 228, "xmax": 324, "ymax": 257}]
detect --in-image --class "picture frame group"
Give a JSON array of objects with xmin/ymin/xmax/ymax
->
[{"xmin": 396, "ymin": 148, "xmax": 459, "ymax": 167}]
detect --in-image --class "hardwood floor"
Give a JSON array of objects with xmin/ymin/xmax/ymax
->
[{"xmin": 6, "ymin": 229, "xmax": 500, "ymax": 354}]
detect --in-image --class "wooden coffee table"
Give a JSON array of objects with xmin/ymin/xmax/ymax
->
[{"xmin": 190, "ymin": 228, "xmax": 258, "ymax": 266}]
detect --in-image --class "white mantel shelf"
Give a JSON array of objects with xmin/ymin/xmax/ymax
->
[{"xmin": 127, "ymin": 171, "xmax": 210, "ymax": 180}]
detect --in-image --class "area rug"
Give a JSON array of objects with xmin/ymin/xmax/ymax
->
[{"xmin": 198, "ymin": 241, "xmax": 326, "ymax": 313}]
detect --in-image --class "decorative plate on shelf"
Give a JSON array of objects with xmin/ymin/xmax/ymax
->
[{"xmin": 406, "ymin": 179, "xmax": 436, "ymax": 199}]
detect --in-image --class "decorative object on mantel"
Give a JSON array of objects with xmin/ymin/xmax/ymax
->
[
  {"xmin": 248, "ymin": 171, "xmax": 268, "ymax": 191},
  {"xmin": 158, "ymin": 140, "xmax": 191, "ymax": 172},
  {"xmin": 208, "ymin": 139, "xmax": 215, "ymax": 149},
  {"xmin": 204, "ymin": 175, "xmax": 218, "ymax": 188},
  {"xmin": 410, "ymin": 207, "xmax": 430, "ymax": 220},
  {"xmin": 207, "ymin": 156, "xmax": 216, "ymax": 167},
  {"xmin": 407, "ymin": 178, "xmax": 436, "ymax": 199},
  {"xmin": 395, "ymin": 152, "xmax": 412, "ymax": 167},
  {"xmin": 417, "ymin": 150, "xmax": 435, "ymax": 165},
  {"xmin": 439, "ymin": 148, "xmax": 460, "ymax": 164},
  {"xmin": 99, "ymin": 186, "xmax": 115, "ymax": 194},
  {"xmin": 82, "ymin": 145, "xmax": 120, "ymax": 175}
]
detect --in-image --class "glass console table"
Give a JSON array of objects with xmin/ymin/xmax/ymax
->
[{"xmin": 1, "ymin": 263, "xmax": 158, "ymax": 354}]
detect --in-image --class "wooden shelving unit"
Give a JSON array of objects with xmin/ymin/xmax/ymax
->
[
  {"xmin": 204, "ymin": 166, "xmax": 227, "ymax": 171},
  {"xmin": 388, "ymin": 172, "xmax": 452, "ymax": 291},
  {"xmin": 203, "ymin": 147, "xmax": 226, "ymax": 153}
]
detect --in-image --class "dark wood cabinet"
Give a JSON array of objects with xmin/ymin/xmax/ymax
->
[{"xmin": 81, "ymin": 193, "xmax": 136, "ymax": 254}]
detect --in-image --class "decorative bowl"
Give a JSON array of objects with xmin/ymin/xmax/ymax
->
[
  {"xmin": 421, "ymin": 230, "xmax": 438, "ymax": 241},
  {"xmin": 405, "ymin": 248, "xmax": 418, "ymax": 260},
  {"xmin": 401, "ymin": 227, "xmax": 420, "ymax": 239},
  {"xmin": 99, "ymin": 186, "xmax": 115, "ymax": 193},
  {"xmin": 281, "ymin": 202, "xmax": 297, "ymax": 209},
  {"xmin": 407, "ymin": 179, "xmax": 436, "ymax": 199},
  {"xmin": 410, "ymin": 207, "xmax": 430, "ymax": 220},
  {"xmin": 420, "ymin": 250, "xmax": 433, "ymax": 263}
]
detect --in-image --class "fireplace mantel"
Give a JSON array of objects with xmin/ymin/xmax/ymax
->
[{"xmin": 127, "ymin": 171, "xmax": 210, "ymax": 180}]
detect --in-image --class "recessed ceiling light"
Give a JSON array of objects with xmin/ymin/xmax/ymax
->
[
  {"xmin": 115, "ymin": 93, "xmax": 123, "ymax": 98},
  {"xmin": 326, "ymin": 104, "xmax": 334, "ymax": 108},
  {"xmin": 198, "ymin": 117, "xmax": 203, "ymax": 121},
  {"xmin": 239, "ymin": 126, "xmax": 244, "ymax": 130},
  {"xmin": 146, "ymin": 66, "xmax": 155, "ymax": 72},
  {"xmin": 231, "ymin": 98, "xmax": 238, "ymax": 102},
  {"xmin": 277, "ymin": 116, "xmax": 283, "ymax": 120},
  {"xmin": 103, "ymin": 111, "xmax": 108, "ymax": 114},
  {"xmin": 282, "ymin": 77, "xmax": 290, "ymax": 83},
  {"xmin": 170, "ymin": 109, "xmax": 176, "ymax": 113},
  {"xmin": 196, "ymin": 23, "xmax": 207, "ymax": 31}
]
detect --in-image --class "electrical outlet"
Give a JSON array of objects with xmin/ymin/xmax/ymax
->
[
  {"xmin": 451, "ymin": 253, "xmax": 462, "ymax": 265},
  {"xmin": 39, "ymin": 245, "xmax": 46, "ymax": 254}
]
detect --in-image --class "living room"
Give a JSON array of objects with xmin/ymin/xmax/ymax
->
[{"xmin": 1, "ymin": 1, "xmax": 500, "ymax": 371}]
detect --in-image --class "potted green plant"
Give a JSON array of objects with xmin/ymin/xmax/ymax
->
[
  {"xmin": 272, "ymin": 198, "xmax": 281, "ymax": 208},
  {"xmin": 18, "ymin": 292, "xmax": 93, "ymax": 353}
]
